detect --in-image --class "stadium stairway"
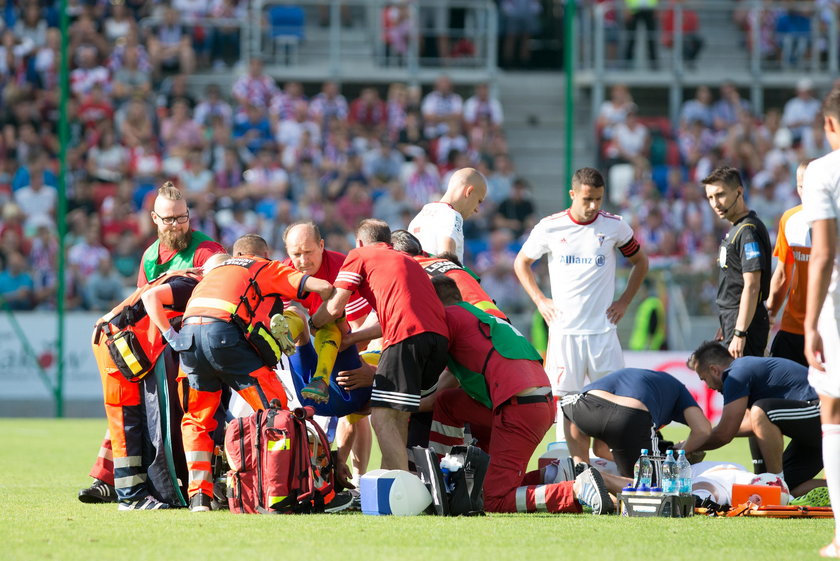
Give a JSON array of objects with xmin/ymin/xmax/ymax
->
[{"xmin": 497, "ymin": 71, "xmax": 592, "ymax": 215}]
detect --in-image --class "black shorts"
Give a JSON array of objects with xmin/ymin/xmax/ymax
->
[
  {"xmin": 769, "ymin": 330, "xmax": 807, "ymax": 367},
  {"xmin": 370, "ymin": 332, "xmax": 449, "ymax": 412},
  {"xmin": 752, "ymin": 397, "xmax": 822, "ymax": 490},
  {"xmin": 560, "ymin": 393, "xmax": 655, "ymax": 478},
  {"xmin": 719, "ymin": 306, "xmax": 769, "ymax": 357}
]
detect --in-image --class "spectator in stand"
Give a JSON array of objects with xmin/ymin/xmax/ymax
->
[
  {"xmin": 158, "ymin": 73, "xmax": 197, "ymax": 110},
  {"xmin": 233, "ymin": 101, "xmax": 273, "ymax": 158},
  {"xmin": 401, "ymin": 150, "xmax": 441, "ymax": 209},
  {"xmin": 69, "ymin": 15, "xmax": 110, "ymax": 64},
  {"xmin": 421, "ymin": 75, "xmax": 463, "ymax": 138},
  {"xmin": 232, "ymin": 57, "xmax": 279, "ymax": 109},
  {"xmin": 103, "ymin": 2, "xmax": 133, "ymax": 43},
  {"xmin": 309, "ymin": 81, "xmax": 349, "ymax": 132},
  {"xmin": 486, "ymin": 153, "xmax": 516, "ymax": 204},
  {"xmin": 241, "ymin": 145, "xmax": 290, "ymax": 206},
  {"xmin": 349, "ymin": 87, "xmax": 387, "ymax": 138},
  {"xmin": 111, "ymin": 45, "xmax": 152, "ymax": 107},
  {"xmin": 14, "ymin": 165, "xmax": 56, "ymax": 236},
  {"xmin": 210, "ymin": 0, "xmax": 246, "ymax": 68},
  {"xmin": 680, "ymin": 85, "xmax": 714, "ymax": 130},
  {"xmin": 611, "ymin": 104, "xmax": 650, "ymax": 167},
  {"xmin": 282, "ymin": 128, "xmax": 323, "ymax": 172},
  {"xmin": 117, "ymin": 97, "xmax": 155, "ymax": 149},
  {"xmin": 29, "ymin": 222, "xmax": 59, "ymax": 309},
  {"xmin": 78, "ymin": 83, "xmax": 115, "ymax": 132},
  {"xmin": 269, "ymin": 81, "xmax": 307, "ymax": 125},
  {"xmin": 713, "ymin": 82, "xmax": 751, "ymax": 132},
  {"xmin": 623, "ymin": 0, "xmax": 658, "ymax": 69},
  {"xmin": 396, "ymin": 109, "xmax": 428, "ymax": 160},
  {"xmin": 776, "ymin": 5, "xmax": 811, "ymax": 68},
  {"xmin": 385, "ymin": 82, "xmax": 408, "ymax": 140},
  {"xmin": 337, "ymin": 181, "xmax": 374, "ymax": 231},
  {"xmin": 0, "ymin": 251, "xmax": 33, "ymax": 310},
  {"xmin": 178, "ymin": 149, "xmax": 215, "ymax": 204},
  {"xmin": 374, "ymin": 182, "xmax": 413, "ymax": 228},
  {"xmin": 364, "ymin": 139, "xmax": 404, "ymax": 188},
  {"xmin": 495, "ymin": 178, "xmax": 535, "ymax": 238},
  {"xmin": 464, "ymin": 83, "xmax": 503, "ymax": 131},
  {"xmin": 107, "ymin": 27, "xmax": 153, "ymax": 76},
  {"xmin": 661, "ymin": 0, "xmax": 704, "ymax": 67},
  {"xmin": 84, "ymin": 255, "xmax": 126, "ymax": 311},
  {"xmin": 783, "ymin": 78, "xmax": 822, "ymax": 144},
  {"xmin": 499, "ymin": 0, "xmax": 541, "ymax": 67},
  {"xmin": 277, "ymin": 100, "xmax": 321, "ymax": 152},
  {"xmin": 597, "ymin": 83, "xmax": 634, "ymax": 142},
  {"xmin": 68, "ymin": 226, "xmax": 109, "ymax": 279},
  {"xmin": 87, "ymin": 127, "xmax": 127, "ymax": 184},
  {"xmin": 147, "ymin": 5, "xmax": 196, "ymax": 77},
  {"xmin": 435, "ymin": 118, "xmax": 469, "ymax": 166},
  {"xmin": 161, "ymin": 98, "xmax": 203, "ymax": 171},
  {"xmin": 70, "ymin": 45, "xmax": 110, "ymax": 99},
  {"xmin": 194, "ymin": 84, "xmax": 233, "ymax": 129}
]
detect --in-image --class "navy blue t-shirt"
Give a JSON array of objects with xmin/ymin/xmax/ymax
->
[
  {"xmin": 721, "ymin": 356, "xmax": 817, "ymax": 406},
  {"xmin": 583, "ymin": 368, "xmax": 699, "ymax": 427}
]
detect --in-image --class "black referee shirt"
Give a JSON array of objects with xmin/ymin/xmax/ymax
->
[{"xmin": 716, "ymin": 210, "xmax": 771, "ymax": 309}]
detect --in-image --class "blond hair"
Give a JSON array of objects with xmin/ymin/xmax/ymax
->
[{"xmin": 157, "ymin": 181, "xmax": 183, "ymax": 201}]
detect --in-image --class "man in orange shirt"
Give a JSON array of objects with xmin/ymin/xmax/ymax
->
[
  {"xmin": 176, "ymin": 234, "xmax": 334, "ymax": 511},
  {"xmin": 767, "ymin": 161, "xmax": 811, "ymax": 366}
]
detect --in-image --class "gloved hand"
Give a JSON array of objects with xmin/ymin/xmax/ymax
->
[{"xmin": 163, "ymin": 327, "xmax": 179, "ymax": 346}]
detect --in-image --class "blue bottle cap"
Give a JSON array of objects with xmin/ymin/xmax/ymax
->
[
  {"xmin": 638, "ymin": 484, "xmax": 651, "ymax": 493},
  {"xmin": 622, "ymin": 485, "xmax": 636, "ymax": 493},
  {"xmin": 651, "ymin": 486, "xmax": 663, "ymax": 494},
  {"xmin": 640, "ymin": 448, "xmax": 649, "ymax": 455},
  {"xmin": 678, "ymin": 449, "xmax": 686, "ymax": 455}
]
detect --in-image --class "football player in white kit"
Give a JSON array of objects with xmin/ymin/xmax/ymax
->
[
  {"xmin": 803, "ymin": 85, "xmax": 840, "ymax": 559},
  {"xmin": 407, "ymin": 167, "xmax": 487, "ymax": 263},
  {"xmin": 514, "ymin": 167, "xmax": 649, "ymax": 440}
]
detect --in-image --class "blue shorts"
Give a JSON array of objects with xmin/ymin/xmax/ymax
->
[{"xmin": 288, "ymin": 343, "xmax": 371, "ymax": 417}]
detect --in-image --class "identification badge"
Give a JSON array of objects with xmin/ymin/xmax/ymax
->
[{"xmin": 719, "ymin": 244, "xmax": 727, "ymax": 268}]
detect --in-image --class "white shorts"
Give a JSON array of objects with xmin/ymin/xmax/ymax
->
[
  {"xmin": 811, "ymin": 312, "xmax": 840, "ymax": 398},
  {"xmin": 545, "ymin": 328, "xmax": 625, "ymax": 395}
]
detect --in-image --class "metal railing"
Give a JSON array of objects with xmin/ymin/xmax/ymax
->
[
  {"xmin": 578, "ymin": 1, "xmax": 839, "ymax": 126},
  {"xmin": 250, "ymin": 0, "xmax": 498, "ymax": 81}
]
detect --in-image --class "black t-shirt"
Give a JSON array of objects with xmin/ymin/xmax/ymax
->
[
  {"xmin": 716, "ymin": 210, "xmax": 771, "ymax": 309},
  {"xmin": 165, "ymin": 275, "xmax": 200, "ymax": 311}
]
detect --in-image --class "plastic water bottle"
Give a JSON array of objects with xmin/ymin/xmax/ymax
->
[
  {"xmin": 676, "ymin": 449, "xmax": 692, "ymax": 494},
  {"xmin": 662, "ymin": 450, "xmax": 678, "ymax": 495},
  {"xmin": 633, "ymin": 448, "xmax": 653, "ymax": 488}
]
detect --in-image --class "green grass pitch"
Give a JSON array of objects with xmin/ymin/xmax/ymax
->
[{"xmin": 0, "ymin": 418, "xmax": 834, "ymax": 561}]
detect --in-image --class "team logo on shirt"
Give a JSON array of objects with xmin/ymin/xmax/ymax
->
[
  {"xmin": 744, "ymin": 242, "xmax": 761, "ymax": 260},
  {"xmin": 596, "ymin": 233, "xmax": 606, "ymax": 247},
  {"xmin": 595, "ymin": 255, "xmax": 606, "ymax": 267}
]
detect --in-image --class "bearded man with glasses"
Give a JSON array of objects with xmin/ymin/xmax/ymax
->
[{"xmin": 78, "ymin": 181, "xmax": 226, "ymax": 505}]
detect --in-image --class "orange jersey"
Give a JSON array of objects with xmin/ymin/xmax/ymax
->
[
  {"xmin": 413, "ymin": 255, "xmax": 508, "ymax": 320},
  {"xmin": 773, "ymin": 205, "xmax": 810, "ymax": 335},
  {"xmin": 185, "ymin": 257, "xmax": 306, "ymax": 327}
]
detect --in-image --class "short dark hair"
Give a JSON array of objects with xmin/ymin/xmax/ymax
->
[
  {"xmin": 437, "ymin": 251, "xmax": 463, "ymax": 267},
  {"xmin": 232, "ymin": 234, "xmax": 270, "ymax": 258},
  {"xmin": 824, "ymin": 86, "xmax": 840, "ymax": 120},
  {"xmin": 432, "ymin": 275, "xmax": 462, "ymax": 305},
  {"xmin": 283, "ymin": 221, "xmax": 322, "ymax": 244},
  {"xmin": 571, "ymin": 167, "xmax": 605, "ymax": 190},
  {"xmin": 356, "ymin": 219, "xmax": 391, "ymax": 245},
  {"xmin": 701, "ymin": 166, "xmax": 743, "ymax": 191},
  {"xmin": 391, "ymin": 229, "xmax": 423, "ymax": 256},
  {"xmin": 687, "ymin": 340, "xmax": 733, "ymax": 372}
]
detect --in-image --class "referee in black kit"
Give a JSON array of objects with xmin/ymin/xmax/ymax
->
[{"xmin": 703, "ymin": 166, "xmax": 772, "ymax": 358}]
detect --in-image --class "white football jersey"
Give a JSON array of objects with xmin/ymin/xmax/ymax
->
[
  {"xmin": 408, "ymin": 202, "xmax": 464, "ymax": 262},
  {"xmin": 802, "ymin": 148, "xmax": 840, "ymax": 319},
  {"xmin": 520, "ymin": 209, "xmax": 635, "ymax": 334}
]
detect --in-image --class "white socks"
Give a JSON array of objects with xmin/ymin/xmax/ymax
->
[{"xmin": 823, "ymin": 424, "xmax": 840, "ymax": 535}]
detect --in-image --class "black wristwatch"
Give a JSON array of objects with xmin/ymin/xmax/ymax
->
[{"xmin": 733, "ymin": 329, "xmax": 747, "ymax": 338}]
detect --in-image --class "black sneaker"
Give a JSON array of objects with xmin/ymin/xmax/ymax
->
[
  {"xmin": 78, "ymin": 479, "xmax": 117, "ymax": 504},
  {"xmin": 118, "ymin": 495, "xmax": 171, "ymax": 511},
  {"xmin": 189, "ymin": 493, "xmax": 217, "ymax": 512},
  {"xmin": 324, "ymin": 491, "xmax": 354, "ymax": 513}
]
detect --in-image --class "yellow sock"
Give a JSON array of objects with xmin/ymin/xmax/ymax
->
[
  {"xmin": 283, "ymin": 309, "xmax": 305, "ymax": 341},
  {"xmin": 312, "ymin": 321, "xmax": 341, "ymax": 383}
]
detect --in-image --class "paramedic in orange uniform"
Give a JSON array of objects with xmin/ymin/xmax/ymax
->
[{"xmin": 177, "ymin": 234, "xmax": 334, "ymax": 511}]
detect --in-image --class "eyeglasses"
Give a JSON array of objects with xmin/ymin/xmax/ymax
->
[{"xmin": 155, "ymin": 211, "xmax": 190, "ymax": 225}]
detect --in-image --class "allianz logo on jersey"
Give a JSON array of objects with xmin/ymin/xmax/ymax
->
[
  {"xmin": 558, "ymin": 254, "xmax": 607, "ymax": 267},
  {"xmin": 793, "ymin": 250, "xmax": 810, "ymax": 262}
]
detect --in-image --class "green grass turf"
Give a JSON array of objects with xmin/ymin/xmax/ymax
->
[{"xmin": 0, "ymin": 419, "xmax": 834, "ymax": 561}]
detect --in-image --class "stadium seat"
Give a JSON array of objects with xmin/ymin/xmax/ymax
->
[{"xmin": 268, "ymin": 5, "xmax": 305, "ymax": 65}]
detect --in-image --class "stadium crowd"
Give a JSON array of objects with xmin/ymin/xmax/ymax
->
[{"xmin": 0, "ymin": 1, "xmax": 534, "ymax": 315}]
